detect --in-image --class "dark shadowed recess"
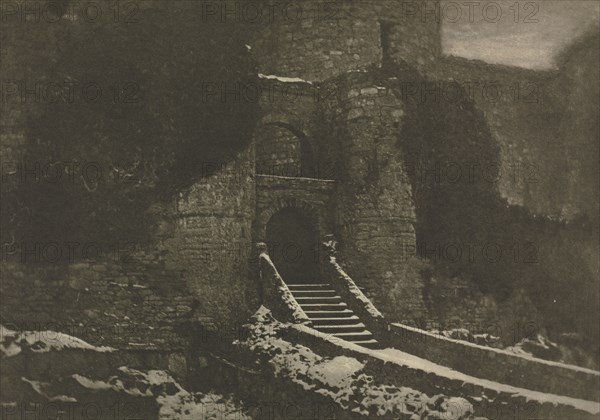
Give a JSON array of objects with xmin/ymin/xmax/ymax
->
[
  {"xmin": 12, "ymin": 3, "xmax": 259, "ymax": 246},
  {"xmin": 266, "ymin": 207, "xmax": 320, "ymax": 284},
  {"xmin": 382, "ymin": 62, "xmax": 599, "ymax": 350}
]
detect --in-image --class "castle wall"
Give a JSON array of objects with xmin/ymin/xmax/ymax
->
[
  {"xmin": 382, "ymin": 16, "xmax": 597, "ymax": 224},
  {"xmin": 0, "ymin": 256, "xmax": 195, "ymax": 351},
  {"xmin": 382, "ymin": 23, "xmax": 599, "ymax": 343},
  {"xmin": 379, "ymin": 53, "xmax": 599, "ymax": 346},
  {"xmin": 1, "ymin": 0, "xmax": 597, "ymax": 354}
]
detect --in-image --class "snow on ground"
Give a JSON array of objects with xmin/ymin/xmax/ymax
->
[
  {"xmin": 0, "ymin": 324, "xmax": 114, "ymax": 358},
  {"xmin": 68, "ymin": 367, "xmax": 252, "ymax": 419},
  {"xmin": 21, "ymin": 378, "xmax": 78, "ymax": 403},
  {"xmin": 19, "ymin": 365, "xmax": 250, "ymax": 420},
  {"xmin": 236, "ymin": 306, "xmax": 475, "ymax": 419},
  {"xmin": 159, "ymin": 390, "xmax": 250, "ymax": 420},
  {"xmin": 2, "ymin": 324, "xmax": 249, "ymax": 420},
  {"xmin": 73, "ymin": 367, "xmax": 251, "ymax": 419}
]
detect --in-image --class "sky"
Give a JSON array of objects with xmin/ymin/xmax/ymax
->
[{"xmin": 441, "ymin": 0, "xmax": 600, "ymax": 69}]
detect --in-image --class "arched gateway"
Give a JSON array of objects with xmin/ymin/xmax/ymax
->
[{"xmin": 265, "ymin": 207, "xmax": 320, "ymax": 284}]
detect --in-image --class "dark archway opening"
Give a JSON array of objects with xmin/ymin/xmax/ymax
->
[{"xmin": 265, "ymin": 207, "xmax": 319, "ymax": 284}]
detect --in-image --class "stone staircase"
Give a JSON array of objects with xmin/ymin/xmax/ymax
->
[{"xmin": 287, "ymin": 283, "xmax": 380, "ymax": 349}]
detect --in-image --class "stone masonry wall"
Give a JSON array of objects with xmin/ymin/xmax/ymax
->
[
  {"xmin": 0, "ymin": 145, "xmax": 257, "ymax": 351},
  {"xmin": 0, "ymin": 255, "xmax": 195, "ymax": 351},
  {"xmin": 382, "ymin": 50, "xmax": 599, "ymax": 345},
  {"xmin": 255, "ymin": 124, "xmax": 302, "ymax": 177},
  {"xmin": 2, "ymin": 0, "xmax": 597, "ymax": 358},
  {"xmin": 383, "ymin": 17, "xmax": 597, "ymax": 223}
]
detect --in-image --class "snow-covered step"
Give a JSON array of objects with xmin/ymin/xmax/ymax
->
[
  {"xmin": 291, "ymin": 289, "xmax": 337, "ymax": 297},
  {"xmin": 294, "ymin": 296, "xmax": 342, "ymax": 303},
  {"xmin": 310, "ymin": 316, "xmax": 361, "ymax": 325},
  {"xmin": 287, "ymin": 283, "xmax": 330, "ymax": 289},
  {"xmin": 304, "ymin": 310, "xmax": 355, "ymax": 318},
  {"xmin": 315, "ymin": 323, "xmax": 367, "ymax": 333},
  {"xmin": 282, "ymin": 280, "xmax": 381, "ymax": 349},
  {"xmin": 299, "ymin": 302, "xmax": 348, "ymax": 311}
]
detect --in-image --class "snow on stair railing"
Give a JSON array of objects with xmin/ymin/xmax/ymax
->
[
  {"xmin": 321, "ymin": 237, "xmax": 384, "ymax": 322},
  {"xmin": 256, "ymin": 243, "xmax": 311, "ymax": 325}
]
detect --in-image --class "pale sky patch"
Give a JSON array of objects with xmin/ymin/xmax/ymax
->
[{"xmin": 442, "ymin": 0, "xmax": 600, "ymax": 69}]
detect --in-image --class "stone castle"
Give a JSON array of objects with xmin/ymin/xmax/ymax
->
[{"xmin": 1, "ymin": 0, "xmax": 598, "ymax": 362}]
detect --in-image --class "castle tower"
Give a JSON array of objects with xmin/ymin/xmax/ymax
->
[{"xmin": 247, "ymin": 0, "xmax": 442, "ymax": 322}]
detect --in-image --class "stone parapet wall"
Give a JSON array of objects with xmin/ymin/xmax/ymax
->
[{"xmin": 386, "ymin": 323, "xmax": 600, "ymax": 402}]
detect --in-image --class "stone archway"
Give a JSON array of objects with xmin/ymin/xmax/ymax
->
[
  {"xmin": 265, "ymin": 206, "xmax": 320, "ymax": 284},
  {"xmin": 255, "ymin": 197, "xmax": 324, "ymax": 242},
  {"xmin": 255, "ymin": 122, "xmax": 317, "ymax": 178}
]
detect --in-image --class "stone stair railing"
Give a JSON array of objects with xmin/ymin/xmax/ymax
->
[
  {"xmin": 319, "ymin": 236, "xmax": 386, "ymax": 337},
  {"xmin": 256, "ymin": 242, "xmax": 311, "ymax": 325}
]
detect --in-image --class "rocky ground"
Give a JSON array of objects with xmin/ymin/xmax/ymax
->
[{"xmin": 0, "ymin": 324, "xmax": 250, "ymax": 419}]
